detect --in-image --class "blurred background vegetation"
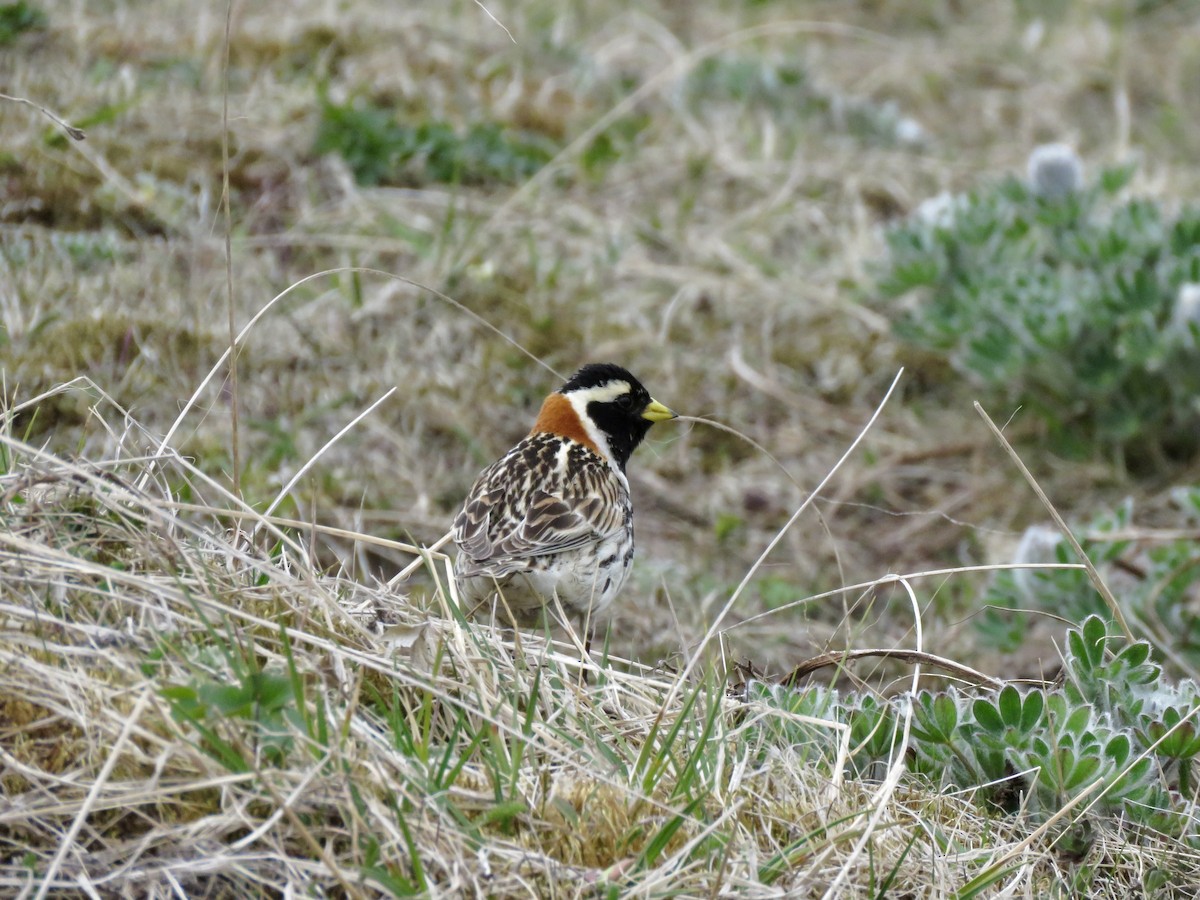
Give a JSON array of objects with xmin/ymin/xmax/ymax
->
[{"xmin": 5, "ymin": 0, "xmax": 1200, "ymax": 678}]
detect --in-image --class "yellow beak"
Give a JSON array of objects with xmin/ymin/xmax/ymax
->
[{"xmin": 641, "ymin": 399, "xmax": 678, "ymax": 423}]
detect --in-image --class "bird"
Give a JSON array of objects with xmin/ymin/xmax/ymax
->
[{"xmin": 452, "ymin": 363, "xmax": 676, "ymax": 630}]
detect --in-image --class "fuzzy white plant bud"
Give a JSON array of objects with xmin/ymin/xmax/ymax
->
[
  {"xmin": 1026, "ymin": 143, "xmax": 1084, "ymax": 199},
  {"xmin": 1171, "ymin": 283, "xmax": 1200, "ymax": 342},
  {"xmin": 1012, "ymin": 524, "xmax": 1063, "ymax": 599},
  {"xmin": 894, "ymin": 116, "xmax": 928, "ymax": 147},
  {"xmin": 913, "ymin": 191, "xmax": 965, "ymax": 229}
]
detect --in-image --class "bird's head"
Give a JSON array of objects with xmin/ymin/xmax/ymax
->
[{"xmin": 533, "ymin": 363, "xmax": 676, "ymax": 469}]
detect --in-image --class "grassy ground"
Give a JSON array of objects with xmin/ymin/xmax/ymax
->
[{"xmin": 5, "ymin": 0, "xmax": 1200, "ymax": 895}]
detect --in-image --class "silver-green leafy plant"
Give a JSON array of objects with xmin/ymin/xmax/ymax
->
[
  {"xmin": 984, "ymin": 488, "xmax": 1200, "ymax": 671},
  {"xmin": 877, "ymin": 160, "xmax": 1200, "ymax": 469},
  {"xmin": 753, "ymin": 615, "xmax": 1200, "ymax": 848}
]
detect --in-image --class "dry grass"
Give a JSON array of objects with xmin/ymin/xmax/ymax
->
[
  {"xmin": 6, "ymin": 0, "xmax": 1200, "ymax": 894},
  {"xmin": 5, "ymin": 411, "xmax": 1194, "ymax": 896}
]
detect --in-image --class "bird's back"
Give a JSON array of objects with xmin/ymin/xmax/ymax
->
[{"xmin": 452, "ymin": 431, "xmax": 633, "ymax": 625}]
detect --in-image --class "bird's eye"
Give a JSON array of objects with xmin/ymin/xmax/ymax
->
[{"xmin": 616, "ymin": 393, "xmax": 635, "ymax": 410}]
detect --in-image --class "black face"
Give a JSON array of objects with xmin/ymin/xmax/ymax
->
[{"xmin": 560, "ymin": 363, "xmax": 655, "ymax": 471}]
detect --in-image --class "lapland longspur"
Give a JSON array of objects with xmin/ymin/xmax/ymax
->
[{"xmin": 452, "ymin": 363, "xmax": 676, "ymax": 629}]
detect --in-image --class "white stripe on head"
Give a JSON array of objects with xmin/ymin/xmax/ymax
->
[
  {"xmin": 564, "ymin": 379, "xmax": 631, "ymax": 477},
  {"xmin": 568, "ymin": 380, "xmax": 631, "ymax": 405}
]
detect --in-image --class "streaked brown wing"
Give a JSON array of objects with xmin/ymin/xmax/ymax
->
[
  {"xmin": 452, "ymin": 479, "xmax": 506, "ymax": 562},
  {"xmin": 454, "ymin": 448, "xmax": 626, "ymax": 576},
  {"xmin": 496, "ymin": 486, "xmax": 624, "ymax": 560}
]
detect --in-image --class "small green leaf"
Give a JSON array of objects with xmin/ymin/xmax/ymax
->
[
  {"xmin": 477, "ymin": 800, "xmax": 528, "ymax": 829},
  {"xmin": 160, "ymin": 684, "xmax": 199, "ymax": 704},
  {"xmin": 199, "ymin": 682, "xmax": 254, "ymax": 717},
  {"xmin": 1066, "ymin": 754, "xmax": 1102, "ymax": 791},
  {"xmin": 1064, "ymin": 706, "xmax": 1092, "ymax": 736},
  {"xmin": 1020, "ymin": 691, "xmax": 1045, "ymax": 732},
  {"xmin": 997, "ymin": 685, "xmax": 1022, "ymax": 729},
  {"xmin": 1081, "ymin": 615, "xmax": 1108, "ymax": 664},
  {"xmin": 934, "ymin": 693, "xmax": 958, "ymax": 738},
  {"xmin": 1116, "ymin": 641, "xmax": 1150, "ymax": 669},
  {"xmin": 1112, "ymin": 770, "xmax": 1150, "ymax": 803},
  {"xmin": 1067, "ymin": 628, "xmax": 1091, "ymax": 674},
  {"xmin": 1050, "ymin": 746, "xmax": 1077, "ymax": 789},
  {"xmin": 1099, "ymin": 164, "xmax": 1136, "ymax": 195},
  {"xmin": 973, "ymin": 699, "xmax": 1004, "ymax": 735},
  {"xmin": 1105, "ymin": 733, "xmax": 1131, "ymax": 766}
]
